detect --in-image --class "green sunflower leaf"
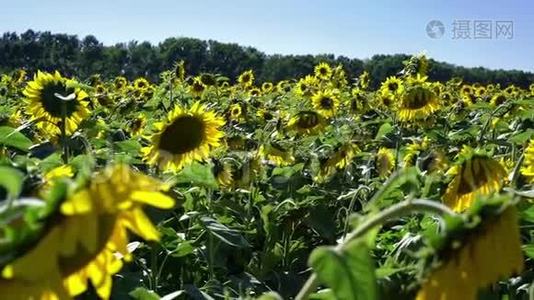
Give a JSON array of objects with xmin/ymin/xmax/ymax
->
[
  {"xmin": 0, "ymin": 126, "xmax": 33, "ymax": 151},
  {"xmin": 309, "ymin": 238, "xmax": 377, "ymax": 300}
]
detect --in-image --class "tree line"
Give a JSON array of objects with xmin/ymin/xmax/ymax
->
[{"xmin": 1, "ymin": 30, "xmax": 533, "ymax": 88}]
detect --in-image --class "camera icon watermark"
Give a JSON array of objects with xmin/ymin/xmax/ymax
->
[
  {"xmin": 426, "ymin": 20, "xmax": 445, "ymax": 39},
  {"xmin": 426, "ymin": 19, "xmax": 514, "ymax": 40}
]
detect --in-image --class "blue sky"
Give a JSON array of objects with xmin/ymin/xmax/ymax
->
[{"xmin": 2, "ymin": 0, "xmax": 534, "ymax": 71}]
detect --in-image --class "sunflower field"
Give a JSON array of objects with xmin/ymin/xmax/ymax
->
[{"xmin": 1, "ymin": 54, "xmax": 534, "ymax": 300}]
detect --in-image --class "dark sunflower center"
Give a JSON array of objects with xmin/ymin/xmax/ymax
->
[
  {"xmin": 242, "ymin": 75, "xmax": 251, "ymax": 82},
  {"xmin": 320, "ymin": 97, "xmax": 333, "ymax": 109},
  {"xmin": 319, "ymin": 68, "xmax": 327, "ymax": 75},
  {"xmin": 457, "ymin": 158, "xmax": 491, "ymax": 195},
  {"xmin": 404, "ymin": 87, "xmax": 433, "ymax": 109},
  {"xmin": 193, "ymin": 82, "xmax": 205, "ymax": 92},
  {"xmin": 132, "ymin": 119, "xmax": 143, "ymax": 131},
  {"xmin": 232, "ymin": 108, "xmax": 240, "ymax": 116},
  {"xmin": 494, "ymin": 95, "xmax": 506, "ymax": 106},
  {"xmin": 40, "ymin": 81, "xmax": 79, "ymax": 118},
  {"xmin": 158, "ymin": 116, "xmax": 205, "ymax": 154},
  {"xmin": 296, "ymin": 112, "xmax": 319, "ymax": 128},
  {"xmin": 388, "ymin": 82, "xmax": 398, "ymax": 91}
]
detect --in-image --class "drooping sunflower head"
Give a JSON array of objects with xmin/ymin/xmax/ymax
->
[
  {"xmin": 258, "ymin": 143, "xmax": 295, "ymax": 166},
  {"xmin": 314, "ymin": 62, "xmax": 333, "ymax": 80},
  {"xmin": 287, "ymin": 110, "xmax": 325, "ymax": 135},
  {"xmin": 521, "ymin": 139, "xmax": 534, "ymax": 182},
  {"xmin": 311, "ymin": 90, "xmax": 340, "ymax": 118},
  {"xmin": 397, "ymin": 84, "xmax": 441, "ymax": 122},
  {"xmin": 238, "ymin": 70, "xmax": 254, "ymax": 87},
  {"xmin": 376, "ymin": 147, "xmax": 395, "ymax": 178},
  {"xmin": 174, "ymin": 60, "xmax": 186, "ymax": 81},
  {"xmin": 23, "ymin": 70, "xmax": 90, "ymax": 137},
  {"xmin": 358, "ymin": 71, "xmax": 370, "ymax": 90},
  {"xmin": 0, "ymin": 165, "xmax": 174, "ymax": 300},
  {"xmin": 443, "ymin": 146, "xmax": 507, "ymax": 212},
  {"xmin": 199, "ymin": 73, "xmax": 216, "ymax": 87},
  {"xmin": 417, "ymin": 202, "xmax": 523, "ymax": 300},
  {"xmin": 142, "ymin": 102, "xmax": 225, "ymax": 172},
  {"xmin": 490, "ymin": 93, "xmax": 508, "ymax": 107},
  {"xmin": 128, "ymin": 113, "xmax": 147, "ymax": 137},
  {"xmin": 190, "ymin": 77, "xmax": 206, "ymax": 97}
]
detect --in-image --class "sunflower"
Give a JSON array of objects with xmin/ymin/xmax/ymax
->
[
  {"xmin": 315, "ymin": 143, "xmax": 359, "ymax": 182},
  {"xmin": 24, "ymin": 71, "xmax": 90, "ymax": 137},
  {"xmin": 314, "ymin": 62, "xmax": 332, "ymax": 80},
  {"xmin": 460, "ymin": 84, "xmax": 477, "ymax": 105},
  {"xmin": 190, "ymin": 77, "xmax": 206, "ymax": 97},
  {"xmin": 249, "ymin": 87, "xmax": 261, "ymax": 97},
  {"xmin": 256, "ymin": 108, "xmax": 275, "ymax": 123},
  {"xmin": 228, "ymin": 103, "xmax": 244, "ymax": 122},
  {"xmin": 287, "ymin": 111, "xmax": 325, "ymax": 135},
  {"xmin": 397, "ymin": 84, "xmax": 440, "ymax": 122},
  {"xmin": 212, "ymin": 158, "xmax": 233, "ymax": 188},
  {"xmin": 238, "ymin": 70, "xmax": 254, "ymax": 87},
  {"xmin": 490, "ymin": 92, "xmax": 507, "ymax": 107},
  {"xmin": 113, "ymin": 76, "xmax": 128, "ymax": 90},
  {"xmin": 0, "ymin": 165, "xmax": 174, "ymax": 300},
  {"xmin": 261, "ymin": 82, "xmax": 274, "ymax": 93},
  {"xmin": 142, "ymin": 102, "xmax": 225, "ymax": 172},
  {"xmin": 521, "ymin": 139, "xmax": 534, "ymax": 182},
  {"xmin": 417, "ymin": 205, "xmax": 523, "ymax": 300},
  {"xmin": 128, "ymin": 113, "xmax": 147, "ymax": 137},
  {"xmin": 133, "ymin": 78, "xmax": 149, "ymax": 90},
  {"xmin": 358, "ymin": 71, "xmax": 370, "ymax": 90},
  {"xmin": 199, "ymin": 73, "xmax": 216, "ymax": 87},
  {"xmin": 403, "ymin": 138, "xmax": 429, "ymax": 167},
  {"xmin": 376, "ymin": 148, "xmax": 395, "ymax": 178},
  {"xmin": 380, "ymin": 76, "xmax": 404, "ymax": 97},
  {"xmin": 174, "ymin": 60, "xmax": 186, "ymax": 81},
  {"xmin": 443, "ymin": 146, "xmax": 506, "ymax": 212},
  {"xmin": 311, "ymin": 90, "xmax": 340, "ymax": 118},
  {"xmin": 258, "ymin": 143, "xmax": 295, "ymax": 166},
  {"xmin": 295, "ymin": 75, "xmax": 319, "ymax": 97}
]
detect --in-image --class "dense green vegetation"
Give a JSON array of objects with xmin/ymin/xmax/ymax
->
[{"xmin": 1, "ymin": 30, "xmax": 533, "ymax": 87}]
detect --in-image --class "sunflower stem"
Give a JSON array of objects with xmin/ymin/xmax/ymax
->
[
  {"xmin": 295, "ymin": 199, "xmax": 457, "ymax": 300},
  {"xmin": 60, "ymin": 100, "xmax": 69, "ymax": 164}
]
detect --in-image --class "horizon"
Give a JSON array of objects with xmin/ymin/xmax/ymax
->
[
  {"xmin": 4, "ymin": 29, "xmax": 534, "ymax": 74},
  {"xmin": 2, "ymin": 0, "xmax": 534, "ymax": 72}
]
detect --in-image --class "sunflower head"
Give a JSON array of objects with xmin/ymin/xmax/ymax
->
[
  {"xmin": 262, "ymin": 82, "xmax": 274, "ymax": 93},
  {"xmin": 397, "ymin": 84, "xmax": 440, "ymax": 122},
  {"xmin": 490, "ymin": 93, "xmax": 507, "ymax": 107},
  {"xmin": 113, "ymin": 76, "xmax": 128, "ymax": 90},
  {"xmin": 521, "ymin": 139, "xmax": 534, "ymax": 182},
  {"xmin": 380, "ymin": 76, "xmax": 404, "ymax": 97},
  {"xmin": 417, "ymin": 201, "xmax": 523, "ymax": 300},
  {"xmin": 174, "ymin": 60, "xmax": 186, "ymax": 81},
  {"xmin": 314, "ymin": 62, "xmax": 333, "ymax": 80},
  {"xmin": 133, "ymin": 78, "xmax": 149, "ymax": 90},
  {"xmin": 142, "ymin": 102, "xmax": 225, "ymax": 172},
  {"xmin": 443, "ymin": 146, "xmax": 507, "ymax": 212},
  {"xmin": 376, "ymin": 147, "xmax": 395, "ymax": 178},
  {"xmin": 238, "ymin": 70, "xmax": 254, "ymax": 87},
  {"xmin": 287, "ymin": 111, "xmax": 325, "ymax": 135},
  {"xmin": 311, "ymin": 90, "xmax": 340, "ymax": 118},
  {"xmin": 190, "ymin": 77, "xmax": 206, "ymax": 97},
  {"xmin": 23, "ymin": 71, "xmax": 90, "ymax": 137},
  {"xmin": 259, "ymin": 143, "xmax": 295, "ymax": 166}
]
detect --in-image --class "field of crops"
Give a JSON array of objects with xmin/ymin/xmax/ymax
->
[{"xmin": 1, "ymin": 54, "xmax": 534, "ymax": 300}]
